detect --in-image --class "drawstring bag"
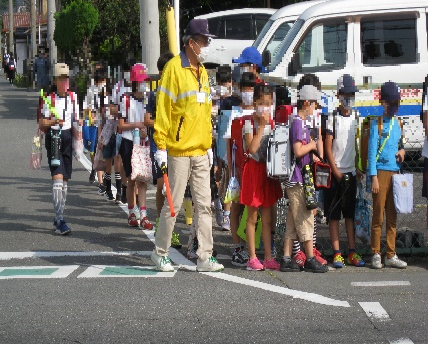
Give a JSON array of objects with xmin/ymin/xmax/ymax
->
[
  {"xmin": 130, "ymin": 141, "xmax": 153, "ymax": 183},
  {"xmin": 224, "ymin": 144, "xmax": 240, "ymax": 204},
  {"xmin": 392, "ymin": 171, "xmax": 413, "ymax": 214},
  {"xmin": 354, "ymin": 181, "xmax": 371, "ymax": 244},
  {"xmin": 29, "ymin": 128, "xmax": 43, "ymax": 170}
]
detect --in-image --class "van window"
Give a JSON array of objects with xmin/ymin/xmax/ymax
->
[
  {"xmin": 263, "ymin": 21, "xmax": 294, "ymax": 60},
  {"xmin": 254, "ymin": 14, "xmax": 272, "ymax": 38},
  {"xmin": 293, "ymin": 21, "xmax": 347, "ymax": 73},
  {"xmin": 361, "ymin": 17, "xmax": 417, "ymax": 65},
  {"xmin": 224, "ymin": 15, "xmax": 253, "ymax": 40},
  {"xmin": 254, "ymin": 19, "xmax": 275, "ymax": 48},
  {"xmin": 208, "ymin": 18, "xmax": 220, "ymax": 36}
]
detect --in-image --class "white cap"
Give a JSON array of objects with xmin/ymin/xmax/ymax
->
[{"xmin": 298, "ymin": 85, "xmax": 326, "ymax": 108}]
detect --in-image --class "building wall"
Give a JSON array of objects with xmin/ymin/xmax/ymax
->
[{"xmin": 16, "ymin": 38, "xmax": 27, "ymax": 74}]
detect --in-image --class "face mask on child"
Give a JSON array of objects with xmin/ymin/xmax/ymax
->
[
  {"xmin": 339, "ymin": 95, "xmax": 355, "ymax": 110},
  {"xmin": 124, "ymin": 72, "xmax": 131, "ymax": 83},
  {"xmin": 256, "ymin": 106, "xmax": 271, "ymax": 116},
  {"xmin": 138, "ymin": 82, "xmax": 150, "ymax": 93},
  {"xmin": 216, "ymin": 85, "xmax": 231, "ymax": 97},
  {"xmin": 57, "ymin": 78, "xmax": 69, "ymax": 94},
  {"xmin": 241, "ymin": 91, "xmax": 254, "ymax": 106}
]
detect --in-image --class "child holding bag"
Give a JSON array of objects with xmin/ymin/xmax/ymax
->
[{"xmin": 240, "ymin": 85, "xmax": 283, "ymax": 271}]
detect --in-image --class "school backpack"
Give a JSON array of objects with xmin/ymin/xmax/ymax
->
[
  {"xmin": 8, "ymin": 59, "xmax": 15, "ymax": 70},
  {"xmin": 275, "ymin": 105, "xmax": 293, "ymax": 125},
  {"xmin": 37, "ymin": 91, "xmax": 76, "ymax": 133}
]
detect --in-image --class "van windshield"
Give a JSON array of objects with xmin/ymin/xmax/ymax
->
[{"xmin": 268, "ymin": 19, "xmax": 305, "ymax": 72}]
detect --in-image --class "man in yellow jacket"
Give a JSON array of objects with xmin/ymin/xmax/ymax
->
[{"xmin": 151, "ymin": 19, "xmax": 224, "ymax": 272}]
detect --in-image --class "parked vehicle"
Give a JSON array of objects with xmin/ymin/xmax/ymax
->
[
  {"xmin": 195, "ymin": 8, "xmax": 276, "ymax": 68},
  {"xmin": 262, "ymin": 0, "xmax": 428, "ymax": 153}
]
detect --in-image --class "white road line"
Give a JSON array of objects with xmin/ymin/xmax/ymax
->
[
  {"xmin": 0, "ymin": 251, "xmax": 152, "ymax": 261},
  {"xmin": 352, "ymin": 281, "xmax": 411, "ymax": 287},
  {"xmin": 359, "ymin": 302, "xmax": 391, "ymax": 321},
  {"xmin": 389, "ymin": 338, "xmax": 415, "ymax": 344},
  {"xmin": 0, "ymin": 265, "xmax": 79, "ymax": 279},
  {"xmin": 77, "ymin": 265, "xmax": 177, "ymax": 278},
  {"xmin": 78, "ymin": 157, "xmax": 351, "ymax": 307}
]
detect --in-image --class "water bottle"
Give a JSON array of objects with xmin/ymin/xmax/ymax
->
[
  {"xmin": 133, "ymin": 128, "xmax": 140, "ymax": 146},
  {"xmin": 302, "ymin": 164, "xmax": 318, "ymax": 210},
  {"xmin": 50, "ymin": 127, "xmax": 61, "ymax": 166}
]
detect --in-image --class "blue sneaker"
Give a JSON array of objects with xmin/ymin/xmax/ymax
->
[
  {"xmin": 55, "ymin": 220, "xmax": 71, "ymax": 235},
  {"xmin": 333, "ymin": 253, "xmax": 345, "ymax": 268}
]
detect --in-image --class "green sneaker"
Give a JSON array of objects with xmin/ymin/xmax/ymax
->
[
  {"xmin": 171, "ymin": 231, "xmax": 182, "ymax": 249},
  {"xmin": 150, "ymin": 251, "xmax": 174, "ymax": 272}
]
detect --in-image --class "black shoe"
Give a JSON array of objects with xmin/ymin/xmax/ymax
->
[
  {"xmin": 98, "ymin": 183, "xmax": 106, "ymax": 195},
  {"xmin": 105, "ymin": 190, "xmax": 115, "ymax": 201},
  {"xmin": 115, "ymin": 192, "xmax": 122, "ymax": 204},
  {"xmin": 89, "ymin": 170, "xmax": 96, "ymax": 184},
  {"xmin": 304, "ymin": 257, "xmax": 328, "ymax": 273},
  {"xmin": 231, "ymin": 250, "xmax": 248, "ymax": 267},
  {"xmin": 120, "ymin": 191, "xmax": 127, "ymax": 205},
  {"xmin": 280, "ymin": 257, "xmax": 302, "ymax": 272}
]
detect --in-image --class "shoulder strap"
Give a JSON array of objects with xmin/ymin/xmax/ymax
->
[{"xmin": 50, "ymin": 93, "xmax": 55, "ymax": 108}]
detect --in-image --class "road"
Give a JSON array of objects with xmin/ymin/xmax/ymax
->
[{"xmin": 0, "ymin": 72, "xmax": 427, "ymax": 344}]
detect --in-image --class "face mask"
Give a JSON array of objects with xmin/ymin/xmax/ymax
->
[
  {"xmin": 241, "ymin": 91, "xmax": 254, "ymax": 106},
  {"xmin": 339, "ymin": 95, "xmax": 355, "ymax": 110},
  {"xmin": 57, "ymin": 79, "xmax": 69, "ymax": 94},
  {"xmin": 256, "ymin": 106, "xmax": 271, "ymax": 116},
  {"xmin": 386, "ymin": 103, "xmax": 400, "ymax": 117},
  {"xmin": 124, "ymin": 72, "xmax": 131, "ymax": 83},
  {"xmin": 98, "ymin": 83, "xmax": 106, "ymax": 93},
  {"xmin": 193, "ymin": 41, "xmax": 210, "ymax": 63},
  {"xmin": 216, "ymin": 85, "xmax": 230, "ymax": 97},
  {"xmin": 241, "ymin": 66, "xmax": 250, "ymax": 74},
  {"xmin": 138, "ymin": 82, "xmax": 150, "ymax": 93}
]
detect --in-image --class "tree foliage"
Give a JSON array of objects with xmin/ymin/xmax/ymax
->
[{"xmin": 54, "ymin": 0, "xmax": 98, "ymax": 53}]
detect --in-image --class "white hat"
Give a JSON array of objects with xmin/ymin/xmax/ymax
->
[
  {"xmin": 54, "ymin": 63, "xmax": 69, "ymax": 78},
  {"xmin": 299, "ymin": 85, "xmax": 326, "ymax": 108}
]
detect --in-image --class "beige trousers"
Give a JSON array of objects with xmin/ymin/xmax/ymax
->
[{"xmin": 155, "ymin": 154, "xmax": 213, "ymax": 261}]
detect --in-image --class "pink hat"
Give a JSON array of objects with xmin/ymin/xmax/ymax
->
[{"xmin": 131, "ymin": 63, "xmax": 150, "ymax": 82}]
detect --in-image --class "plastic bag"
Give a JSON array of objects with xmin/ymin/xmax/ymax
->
[
  {"xmin": 29, "ymin": 128, "xmax": 43, "ymax": 170},
  {"xmin": 224, "ymin": 144, "xmax": 240, "ymax": 204},
  {"xmin": 354, "ymin": 181, "xmax": 371, "ymax": 244},
  {"xmin": 93, "ymin": 148, "xmax": 106, "ymax": 171},
  {"xmin": 72, "ymin": 122, "xmax": 83, "ymax": 161},
  {"xmin": 130, "ymin": 144, "xmax": 153, "ymax": 183}
]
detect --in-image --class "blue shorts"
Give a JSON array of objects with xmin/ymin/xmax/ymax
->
[
  {"xmin": 45, "ymin": 128, "xmax": 73, "ymax": 179},
  {"xmin": 102, "ymin": 133, "xmax": 116, "ymax": 159},
  {"xmin": 82, "ymin": 124, "xmax": 98, "ymax": 153}
]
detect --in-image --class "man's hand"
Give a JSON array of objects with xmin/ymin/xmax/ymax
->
[
  {"xmin": 207, "ymin": 148, "xmax": 213, "ymax": 168},
  {"xmin": 155, "ymin": 149, "xmax": 168, "ymax": 169}
]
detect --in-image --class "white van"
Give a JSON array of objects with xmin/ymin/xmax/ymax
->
[
  {"xmin": 263, "ymin": 0, "xmax": 428, "ymax": 153},
  {"xmin": 253, "ymin": 0, "xmax": 326, "ymax": 66},
  {"xmin": 195, "ymin": 8, "xmax": 276, "ymax": 68}
]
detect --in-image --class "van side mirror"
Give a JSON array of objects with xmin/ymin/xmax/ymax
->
[
  {"xmin": 288, "ymin": 52, "xmax": 301, "ymax": 77},
  {"xmin": 262, "ymin": 50, "xmax": 271, "ymax": 68}
]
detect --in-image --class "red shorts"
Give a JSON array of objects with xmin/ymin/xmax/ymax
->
[{"xmin": 240, "ymin": 158, "xmax": 283, "ymax": 208}]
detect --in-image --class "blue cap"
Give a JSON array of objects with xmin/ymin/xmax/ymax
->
[
  {"xmin": 232, "ymin": 47, "xmax": 265, "ymax": 72},
  {"xmin": 185, "ymin": 19, "xmax": 216, "ymax": 38},
  {"xmin": 337, "ymin": 74, "xmax": 358, "ymax": 93},
  {"xmin": 381, "ymin": 81, "xmax": 401, "ymax": 103}
]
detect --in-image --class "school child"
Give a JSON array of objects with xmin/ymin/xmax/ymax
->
[
  {"xmin": 280, "ymin": 83, "xmax": 328, "ymax": 273},
  {"xmin": 3, "ymin": 52, "xmax": 9, "ymax": 77},
  {"xmin": 39, "ymin": 63, "xmax": 80, "ymax": 235},
  {"xmin": 422, "ymin": 76, "xmax": 428, "ymax": 231},
  {"xmin": 241, "ymin": 85, "xmax": 283, "ymax": 271},
  {"xmin": 111, "ymin": 61, "xmax": 134, "ymax": 205},
  {"xmin": 324, "ymin": 74, "xmax": 365, "ymax": 268},
  {"xmin": 368, "ymin": 81, "xmax": 407, "ymax": 269},
  {"xmin": 7, "ymin": 52, "xmax": 16, "ymax": 84},
  {"xmin": 144, "ymin": 52, "xmax": 181, "ymax": 247},
  {"xmin": 232, "ymin": 46, "xmax": 266, "ymax": 85},
  {"xmin": 223, "ymin": 72, "xmax": 257, "ymax": 267},
  {"xmin": 118, "ymin": 63, "xmax": 153, "ymax": 229}
]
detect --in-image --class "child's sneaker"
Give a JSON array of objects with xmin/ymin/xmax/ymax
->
[
  {"xmin": 313, "ymin": 247, "xmax": 327, "ymax": 266},
  {"xmin": 371, "ymin": 253, "xmax": 382, "ymax": 269},
  {"xmin": 140, "ymin": 217, "xmax": 153, "ymax": 230},
  {"xmin": 171, "ymin": 232, "xmax": 182, "ymax": 249},
  {"xmin": 280, "ymin": 257, "xmax": 301, "ymax": 272},
  {"xmin": 304, "ymin": 257, "xmax": 328, "ymax": 273},
  {"xmin": 293, "ymin": 250, "xmax": 306, "ymax": 269},
  {"xmin": 347, "ymin": 252, "xmax": 365, "ymax": 267},
  {"xmin": 246, "ymin": 257, "xmax": 264, "ymax": 271},
  {"xmin": 128, "ymin": 212, "xmax": 139, "ymax": 227},
  {"xmin": 105, "ymin": 190, "xmax": 115, "ymax": 202},
  {"xmin": 55, "ymin": 219, "xmax": 71, "ymax": 235},
  {"xmin": 221, "ymin": 214, "xmax": 230, "ymax": 231},
  {"xmin": 333, "ymin": 253, "xmax": 345, "ymax": 268},
  {"xmin": 231, "ymin": 249, "xmax": 248, "ymax": 267},
  {"xmin": 263, "ymin": 258, "xmax": 280, "ymax": 271},
  {"xmin": 385, "ymin": 254, "xmax": 407, "ymax": 269},
  {"xmin": 98, "ymin": 183, "xmax": 106, "ymax": 195}
]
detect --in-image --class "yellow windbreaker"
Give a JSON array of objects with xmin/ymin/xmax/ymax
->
[{"xmin": 154, "ymin": 50, "xmax": 212, "ymax": 157}]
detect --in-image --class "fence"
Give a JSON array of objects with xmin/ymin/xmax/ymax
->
[{"xmin": 274, "ymin": 141, "xmax": 428, "ymax": 259}]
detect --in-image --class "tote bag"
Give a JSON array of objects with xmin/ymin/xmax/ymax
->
[{"xmin": 392, "ymin": 172, "xmax": 413, "ymax": 214}]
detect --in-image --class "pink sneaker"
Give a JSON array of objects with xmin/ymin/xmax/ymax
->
[
  {"xmin": 313, "ymin": 247, "xmax": 327, "ymax": 266},
  {"xmin": 263, "ymin": 258, "xmax": 280, "ymax": 271},
  {"xmin": 246, "ymin": 257, "xmax": 264, "ymax": 271}
]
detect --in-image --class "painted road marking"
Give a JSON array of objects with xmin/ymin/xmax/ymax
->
[
  {"xmin": 359, "ymin": 302, "xmax": 391, "ymax": 321},
  {"xmin": 0, "ymin": 265, "xmax": 79, "ymax": 279},
  {"xmin": 352, "ymin": 281, "xmax": 411, "ymax": 287},
  {"xmin": 389, "ymin": 338, "xmax": 414, "ymax": 344},
  {"xmin": 78, "ymin": 265, "xmax": 177, "ymax": 278},
  {"xmin": 0, "ymin": 251, "xmax": 152, "ymax": 261}
]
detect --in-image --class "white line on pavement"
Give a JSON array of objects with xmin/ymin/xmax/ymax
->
[
  {"xmin": 359, "ymin": 302, "xmax": 391, "ymax": 321},
  {"xmin": 389, "ymin": 338, "xmax": 415, "ymax": 344},
  {"xmin": 0, "ymin": 265, "xmax": 79, "ymax": 279},
  {"xmin": 0, "ymin": 251, "xmax": 152, "ymax": 260},
  {"xmin": 352, "ymin": 281, "xmax": 411, "ymax": 287}
]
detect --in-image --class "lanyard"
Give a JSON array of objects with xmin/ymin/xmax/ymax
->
[
  {"xmin": 376, "ymin": 117, "xmax": 394, "ymax": 161},
  {"xmin": 190, "ymin": 66, "xmax": 202, "ymax": 91}
]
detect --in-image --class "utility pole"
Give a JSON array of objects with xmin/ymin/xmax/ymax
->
[
  {"xmin": 31, "ymin": 0, "xmax": 37, "ymax": 58},
  {"xmin": 139, "ymin": 0, "xmax": 160, "ymax": 74},
  {"xmin": 8, "ymin": 0, "xmax": 13, "ymax": 54},
  {"xmin": 47, "ymin": 0, "xmax": 57, "ymax": 66}
]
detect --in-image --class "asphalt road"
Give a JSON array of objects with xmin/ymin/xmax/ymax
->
[{"xmin": 0, "ymin": 72, "xmax": 427, "ymax": 344}]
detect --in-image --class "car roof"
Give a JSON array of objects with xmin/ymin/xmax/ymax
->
[
  {"xmin": 299, "ymin": 0, "xmax": 428, "ymax": 21},
  {"xmin": 269, "ymin": 0, "xmax": 326, "ymax": 21},
  {"xmin": 195, "ymin": 8, "xmax": 276, "ymax": 19}
]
